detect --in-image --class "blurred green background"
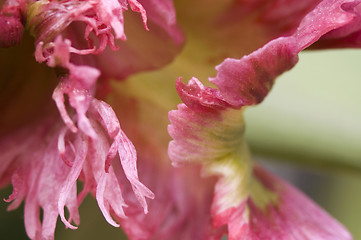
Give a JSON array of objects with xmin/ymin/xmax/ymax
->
[{"xmin": 1, "ymin": 50, "xmax": 360, "ymax": 239}]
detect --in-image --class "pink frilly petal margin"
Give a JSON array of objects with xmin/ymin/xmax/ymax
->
[
  {"xmin": 2, "ymin": 0, "xmax": 359, "ymax": 239},
  {"xmin": 25, "ymin": 0, "xmax": 184, "ymax": 82},
  {"xmin": 1, "ymin": 0, "xmax": 163, "ymax": 238},
  {"xmin": 27, "ymin": 0, "xmax": 148, "ymax": 51},
  {"xmin": 89, "ymin": 99, "xmax": 154, "ymax": 213},
  {"xmin": 33, "ymin": 1, "xmax": 155, "ymax": 222},
  {"xmin": 168, "ymin": 0, "xmax": 360, "ymax": 239},
  {"xmin": 0, "ymin": 98, "xmax": 154, "ymax": 239},
  {"xmin": 1, "ymin": 120, "xmax": 81, "ymax": 239}
]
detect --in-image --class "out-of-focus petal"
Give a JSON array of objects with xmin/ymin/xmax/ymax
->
[
  {"xmin": 218, "ymin": 0, "xmax": 322, "ymax": 37},
  {"xmin": 94, "ymin": 0, "xmax": 184, "ymax": 81},
  {"xmin": 173, "ymin": 0, "xmax": 321, "ymax": 71},
  {"xmin": 0, "ymin": 0, "xmax": 24, "ymax": 48},
  {"xmin": 222, "ymin": 166, "xmax": 352, "ymax": 240},
  {"xmin": 169, "ymin": 0, "xmax": 361, "ymax": 238}
]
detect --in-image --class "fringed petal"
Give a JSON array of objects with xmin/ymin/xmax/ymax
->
[
  {"xmin": 1, "ymin": 1, "xmax": 157, "ymax": 237},
  {"xmin": 168, "ymin": 0, "xmax": 361, "ymax": 238},
  {"xmin": 27, "ymin": 0, "xmax": 147, "ymax": 48},
  {"xmin": 89, "ymin": 99, "xmax": 154, "ymax": 212},
  {"xmin": 58, "ymin": 134, "xmax": 87, "ymax": 229},
  {"xmin": 96, "ymin": 173, "xmax": 121, "ymax": 227},
  {"xmin": 116, "ymin": 129, "xmax": 154, "ymax": 214},
  {"xmin": 0, "ymin": 101, "xmax": 153, "ymax": 239},
  {"xmin": 88, "ymin": 118, "xmax": 127, "ymax": 225},
  {"xmin": 169, "ymin": 78, "xmax": 353, "ymax": 239},
  {"xmin": 26, "ymin": 0, "xmax": 183, "ymax": 83},
  {"xmin": 2, "ymin": 0, "xmax": 360, "ymax": 239},
  {"xmin": 3, "ymin": 171, "xmax": 25, "ymax": 210}
]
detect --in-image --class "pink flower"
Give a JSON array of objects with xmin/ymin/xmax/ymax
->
[{"xmin": 0, "ymin": 0, "xmax": 359, "ymax": 239}]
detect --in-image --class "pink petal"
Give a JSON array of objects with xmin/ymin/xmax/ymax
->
[
  {"xmin": 308, "ymin": 1, "xmax": 361, "ymax": 48},
  {"xmin": 58, "ymin": 134, "xmax": 88, "ymax": 229},
  {"xmin": 89, "ymin": 99, "xmax": 154, "ymax": 213},
  {"xmin": 0, "ymin": 15, "xmax": 23, "ymax": 48},
  {"xmin": 168, "ymin": 0, "xmax": 361, "ymax": 239},
  {"xmin": 170, "ymin": 0, "xmax": 361, "ymax": 148},
  {"xmin": 0, "ymin": 0, "xmax": 24, "ymax": 48},
  {"xmin": 213, "ymin": 166, "xmax": 353, "ymax": 240},
  {"xmin": 218, "ymin": 0, "xmax": 322, "ymax": 38},
  {"xmin": 1, "ymin": 105, "xmax": 153, "ymax": 239},
  {"xmin": 128, "ymin": 0, "xmax": 148, "ymax": 30},
  {"xmin": 87, "ymin": 120, "xmax": 127, "ymax": 226},
  {"xmin": 94, "ymin": 0, "xmax": 184, "ymax": 81},
  {"xmin": 96, "ymin": 173, "xmax": 121, "ymax": 227},
  {"xmin": 95, "ymin": 0, "xmax": 127, "ymax": 40}
]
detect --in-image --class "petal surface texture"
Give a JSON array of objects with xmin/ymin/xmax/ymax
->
[
  {"xmin": 0, "ymin": 0, "xmax": 360, "ymax": 239},
  {"xmin": 169, "ymin": 0, "xmax": 360, "ymax": 239}
]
